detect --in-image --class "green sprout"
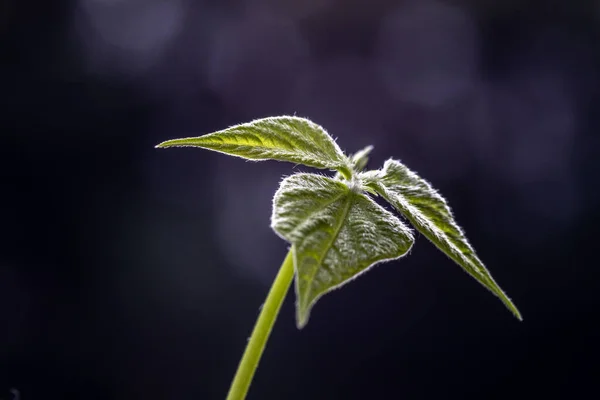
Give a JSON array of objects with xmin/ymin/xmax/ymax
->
[{"xmin": 156, "ymin": 116, "xmax": 522, "ymax": 400}]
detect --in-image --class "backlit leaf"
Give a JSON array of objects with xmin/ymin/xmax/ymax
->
[
  {"xmin": 364, "ymin": 159, "xmax": 522, "ymax": 320},
  {"xmin": 349, "ymin": 145, "xmax": 374, "ymax": 172},
  {"xmin": 271, "ymin": 173, "xmax": 414, "ymax": 328},
  {"xmin": 156, "ymin": 116, "xmax": 351, "ymax": 175}
]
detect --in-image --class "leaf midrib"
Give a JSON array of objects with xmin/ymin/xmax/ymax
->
[
  {"xmin": 235, "ymin": 120, "xmax": 345, "ymax": 167},
  {"xmin": 383, "ymin": 185, "xmax": 490, "ymax": 279},
  {"xmin": 381, "ymin": 184, "xmax": 510, "ymax": 305},
  {"xmin": 211, "ymin": 138, "xmax": 344, "ymax": 169},
  {"xmin": 301, "ymin": 191, "xmax": 355, "ymax": 309},
  {"xmin": 285, "ymin": 183, "xmax": 347, "ymax": 238}
]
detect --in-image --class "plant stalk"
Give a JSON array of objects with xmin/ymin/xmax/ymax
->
[{"xmin": 226, "ymin": 249, "xmax": 295, "ymax": 400}]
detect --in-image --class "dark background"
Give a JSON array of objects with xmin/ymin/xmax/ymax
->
[{"xmin": 1, "ymin": 0, "xmax": 599, "ymax": 399}]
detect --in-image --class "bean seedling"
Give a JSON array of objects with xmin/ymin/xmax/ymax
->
[{"xmin": 156, "ymin": 116, "xmax": 522, "ymax": 400}]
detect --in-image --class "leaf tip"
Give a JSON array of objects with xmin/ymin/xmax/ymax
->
[
  {"xmin": 155, "ymin": 140, "xmax": 172, "ymax": 149},
  {"xmin": 155, "ymin": 137, "xmax": 199, "ymax": 149},
  {"xmin": 511, "ymin": 306, "xmax": 524, "ymax": 322},
  {"xmin": 498, "ymin": 291, "xmax": 523, "ymax": 321},
  {"xmin": 295, "ymin": 304, "xmax": 310, "ymax": 330},
  {"xmin": 296, "ymin": 317, "xmax": 308, "ymax": 330},
  {"xmin": 295, "ymin": 295, "xmax": 314, "ymax": 329}
]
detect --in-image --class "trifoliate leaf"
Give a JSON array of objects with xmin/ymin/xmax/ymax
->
[
  {"xmin": 156, "ymin": 116, "xmax": 351, "ymax": 175},
  {"xmin": 271, "ymin": 173, "xmax": 414, "ymax": 328},
  {"xmin": 365, "ymin": 159, "xmax": 522, "ymax": 320}
]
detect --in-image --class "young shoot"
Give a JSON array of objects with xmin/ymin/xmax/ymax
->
[{"xmin": 156, "ymin": 116, "xmax": 522, "ymax": 400}]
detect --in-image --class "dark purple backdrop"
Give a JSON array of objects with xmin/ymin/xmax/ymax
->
[{"xmin": 1, "ymin": 0, "xmax": 598, "ymax": 399}]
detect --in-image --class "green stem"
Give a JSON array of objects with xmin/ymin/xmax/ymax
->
[{"xmin": 226, "ymin": 249, "xmax": 295, "ymax": 400}]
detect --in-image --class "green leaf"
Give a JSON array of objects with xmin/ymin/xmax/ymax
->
[
  {"xmin": 365, "ymin": 159, "xmax": 522, "ymax": 320},
  {"xmin": 156, "ymin": 116, "xmax": 351, "ymax": 175},
  {"xmin": 349, "ymin": 145, "xmax": 374, "ymax": 172},
  {"xmin": 271, "ymin": 173, "xmax": 415, "ymax": 328}
]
